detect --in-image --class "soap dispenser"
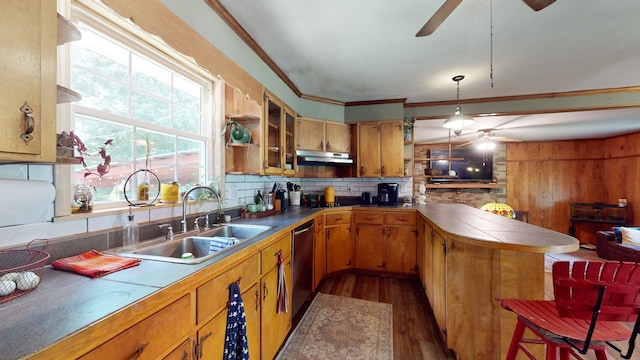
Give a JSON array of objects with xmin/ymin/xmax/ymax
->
[{"xmin": 123, "ymin": 206, "xmax": 139, "ymax": 250}]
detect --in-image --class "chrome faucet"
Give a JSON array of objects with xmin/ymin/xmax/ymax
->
[
  {"xmin": 158, "ymin": 224, "xmax": 173, "ymax": 241},
  {"xmin": 181, "ymin": 185, "xmax": 223, "ymax": 233}
]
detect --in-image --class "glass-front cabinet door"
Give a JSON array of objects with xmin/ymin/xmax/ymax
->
[
  {"xmin": 283, "ymin": 107, "xmax": 296, "ymax": 176},
  {"xmin": 263, "ymin": 91, "xmax": 296, "ymax": 175},
  {"xmin": 264, "ymin": 92, "xmax": 283, "ymax": 175}
]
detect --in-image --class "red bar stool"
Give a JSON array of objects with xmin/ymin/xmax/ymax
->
[{"xmin": 500, "ymin": 261, "xmax": 640, "ymax": 359}]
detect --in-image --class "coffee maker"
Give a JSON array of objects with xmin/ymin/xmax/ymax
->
[{"xmin": 377, "ymin": 183, "xmax": 399, "ymax": 206}]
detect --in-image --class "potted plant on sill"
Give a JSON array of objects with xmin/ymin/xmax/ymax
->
[
  {"xmin": 57, "ymin": 131, "xmax": 113, "ymax": 213},
  {"xmin": 57, "ymin": 130, "xmax": 113, "ymax": 178}
]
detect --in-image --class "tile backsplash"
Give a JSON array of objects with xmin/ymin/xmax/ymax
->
[{"xmin": 223, "ymin": 174, "xmax": 412, "ymax": 206}]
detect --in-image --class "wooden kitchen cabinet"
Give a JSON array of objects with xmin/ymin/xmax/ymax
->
[
  {"xmin": 0, "ymin": 1, "xmax": 57, "ymax": 163},
  {"xmin": 263, "ymin": 91, "xmax": 296, "ymax": 176},
  {"xmin": 353, "ymin": 211, "xmax": 417, "ymax": 274},
  {"xmin": 79, "ymin": 294, "xmax": 192, "ymax": 360},
  {"xmin": 355, "ymin": 223, "xmax": 386, "ymax": 270},
  {"xmin": 313, "ymin": 213, "xmax": 326, "ymax": 290},
  {"xmin": 163, "ymin": 338, "xmax": 193, "ymax": 360},
  {"xmin": 325, "ymin": 211, "xmax": 352, "ymax": 273},
  {"xmin": 416, "ymin": 216, "xmax": 428, "ymax": 291},
  {"xmin": 356, "ymin": 121, "xmax": 404, "ymax": 177},
  {"xmin": 224, "ymin": 83, "xmax": 263, "ymax": 175},
  {"xmin": 197, "ymin": 283, "xmax": 260, "ymax": 360},
  {"xmin": 297, "ymin": 118, "xmax": 351, "ymax": 153},
  {"xmin": 386, "ymin": 224, "xmax": 418, "ymax": 273},
  {"xmin": 260, "ymin": 233, "xmax": 292, "ymax": 360},
  {"xmin": 196, "ymin": 253, "xmax": 260, "ymax": 325},
  {"xmin": 423, "ymin": 221, "xmax": 447, "ymax": 340}
]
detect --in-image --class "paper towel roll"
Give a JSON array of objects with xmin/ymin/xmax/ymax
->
[{"xmin": 0, "ymin": 179, "xmax": 56, "ymax": 227}]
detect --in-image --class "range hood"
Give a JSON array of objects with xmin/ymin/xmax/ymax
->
[{"xmin": 296, "ymin": 150, "xmax": 353, "ymax": 165}]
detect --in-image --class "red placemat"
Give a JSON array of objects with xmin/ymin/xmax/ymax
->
[{"xmin": 51, "ymin": 250, "xmax": 141, "ymax": 278}]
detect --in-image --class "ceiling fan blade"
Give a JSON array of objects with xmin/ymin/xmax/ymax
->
[
  {"xmin": 415, "ymin": 0, "xmax": 462, "ymax": 37},
  {"xmin": 522, "ymin": 0, "xmax": 555, "ymax": 11},
  {"xmin": 493, "ymin": 136, "xmax": 523, "ymax": 143}
]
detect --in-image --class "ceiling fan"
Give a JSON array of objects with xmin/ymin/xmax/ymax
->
[
  {"xmin": 459, "ymin": 129, "xmax": 523, "ymax": 148},
  {"xmin": 415, "ymin": 0, "xmax": 556, "ymax": 37}
]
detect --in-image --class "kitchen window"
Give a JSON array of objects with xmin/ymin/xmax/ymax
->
[{"xmin": 62, "ymin": 7, "xmax": 218, "ymax": 209}]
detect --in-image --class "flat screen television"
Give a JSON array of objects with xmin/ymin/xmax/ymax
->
[{"xmin": 429, "ymin": 148, "xmax": 493, "ymax": 183}]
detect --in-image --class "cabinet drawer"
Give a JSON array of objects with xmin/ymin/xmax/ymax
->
[
  {"xmin": 386, "ymin": 213, "xmax": 416, "ymax": 225},
  {"xmin": 197, "ymin": 253, "xmax": 260, "ymax": 324},
  {"xmin": 261, "ymin": 233, "xmax": 291, "ymax": 274},
  {"xmin": 354, "ymin": 212, "xmax": 385, "ymax": 224},
  {"xmin": 326, "ymin": 211, "xmax": 351, "ymax": 226},
  {"xmin": 163, "ymin": 338, "xmax": 192, "ymax": 360},
  {"xmin": 80, "ymin": 294, "xmax": 191, "ymax": 360}
]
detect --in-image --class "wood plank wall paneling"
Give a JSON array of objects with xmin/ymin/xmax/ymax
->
[{"xmin": 507, "ymin": 131, "xmax": 640, "ymax": 244}]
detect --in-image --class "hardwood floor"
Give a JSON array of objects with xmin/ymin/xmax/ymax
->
[
  {"xmin": 311, "ymin": 273, "xmax": 455, "ymax": 360},
  {"xmin": 285, "ymin": 249, "xmax": 640, "ymax": 360}
]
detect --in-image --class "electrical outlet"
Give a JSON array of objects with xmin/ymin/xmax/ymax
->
[{"xmin": 347, "ymin": 184, "xmax": 351, "ymax": 192}]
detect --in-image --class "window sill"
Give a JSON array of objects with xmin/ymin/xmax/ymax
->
[{"xmin": 53, "ymin": 200, "xmax": 214, "ymax": 222}]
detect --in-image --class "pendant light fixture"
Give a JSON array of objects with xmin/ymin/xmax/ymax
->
[{"xmin": 442, "ymin": 75, "xmax": 474, "ymax": 136}]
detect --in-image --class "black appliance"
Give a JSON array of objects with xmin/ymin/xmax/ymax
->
[
  {"xmin": 377, "ymin": 183, "xmax": 399, "ymax": 206},
  {"xmin": 428, "ymin": 148, "xmax": 493, "ymax": 183},
  {"xmin": 361, "ymin": 192, "xmax": 373, "ymax": 205},
  {"xmin": 292, "ymin": 220, "xmax": 314, "ymax": 318}
]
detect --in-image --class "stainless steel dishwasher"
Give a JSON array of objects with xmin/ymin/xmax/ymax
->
[{"xmin": 292, "ymin": 220, "xmax": 314, "ymax": 318}]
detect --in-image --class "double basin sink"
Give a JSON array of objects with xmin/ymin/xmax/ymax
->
[{"xmin": 114, "ymin": 224, "xmax": 272, "ymax": 264}]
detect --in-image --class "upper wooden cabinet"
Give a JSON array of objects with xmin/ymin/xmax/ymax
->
[
  {"xmin": 223, "ymin": 83, "xmax": 263, "ymax": 175},
  {"xmin": 263, "ymin": 91, "xmax": 296, "ymax": 176},
  {"xmin": 297, "ymin": 118, "xmax": 351, "ymax": 153},
  {"xmin": 0, "ymin": 1, "xmax": 57, "ymax": 163},
  {"xmin": 356, "ymin": 121, "xmax": 404, "ymax": 177}
]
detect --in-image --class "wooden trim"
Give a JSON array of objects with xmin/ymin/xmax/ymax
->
[
  {"xmin": 411, "ymin": 103, "xmax": 640, "ymax": 121},
  {"xmin": 345, "ymin": 98, "xmax": 408, "ymax": 106},
  {"xmin": 300, "ymin": 93, "xmax": 345, "ymax": 106},
  {"xmin": 406, "ymin": 86, "xmax": 640, "ymax": 108},
  {"xmin": 204, "ymin": 0, "xmax": 302, "ymax": 98}
]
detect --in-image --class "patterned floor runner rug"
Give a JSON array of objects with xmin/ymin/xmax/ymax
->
[{"xmin": 275, "ymin": 293, "xmax": 393, "ymax": 360}]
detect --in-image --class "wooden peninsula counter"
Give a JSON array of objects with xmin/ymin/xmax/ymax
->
[{"xmin": 415, "ymin": 203, "xmax": 579, "ymax": 360}]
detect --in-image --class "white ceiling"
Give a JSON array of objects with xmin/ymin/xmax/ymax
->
[{"xmin": 214, "ymin": 0, "xmax": 640, "ymax": 143}]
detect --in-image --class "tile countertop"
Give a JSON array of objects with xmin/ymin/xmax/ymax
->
[
  {"xmin": 0, "ymin": 204, "xmax": 578, "ymax": 359},
  {"xmin": 0, "ymin": 206, "xmax": 320, "ymax": 360},
  {"xmin": 417, "ymin": 203, "xmax": 579, "ymax": 253}
]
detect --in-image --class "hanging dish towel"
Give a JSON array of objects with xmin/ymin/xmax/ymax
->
[
  {"xmin": 277, "ymin": 251, "xmax": 289, "ymax": 313},
  {"xmin": 51, "ymin": 250, "xmax": 141, "ymax": 278},
  {"xmin": 224, "ymin": 281, "xmax": 249, "ymax": 360},
  {"xmin": 209, "ymin": 237, "xmax": 238, "ymax": 253}
]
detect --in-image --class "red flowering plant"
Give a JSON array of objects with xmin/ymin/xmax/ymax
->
[{"xmin": 57, "ymin": 131, "xmax": 113, "ymax": 178}]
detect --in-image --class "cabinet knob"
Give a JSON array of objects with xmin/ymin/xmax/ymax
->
[{"xmin": 129, "ymin": 343, "xmax": 149, "ymax": 360}]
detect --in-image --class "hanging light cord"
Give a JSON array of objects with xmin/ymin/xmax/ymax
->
[{"xmin": 490, "ymin": 0, "xmax": 494, "ymax": 88}]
